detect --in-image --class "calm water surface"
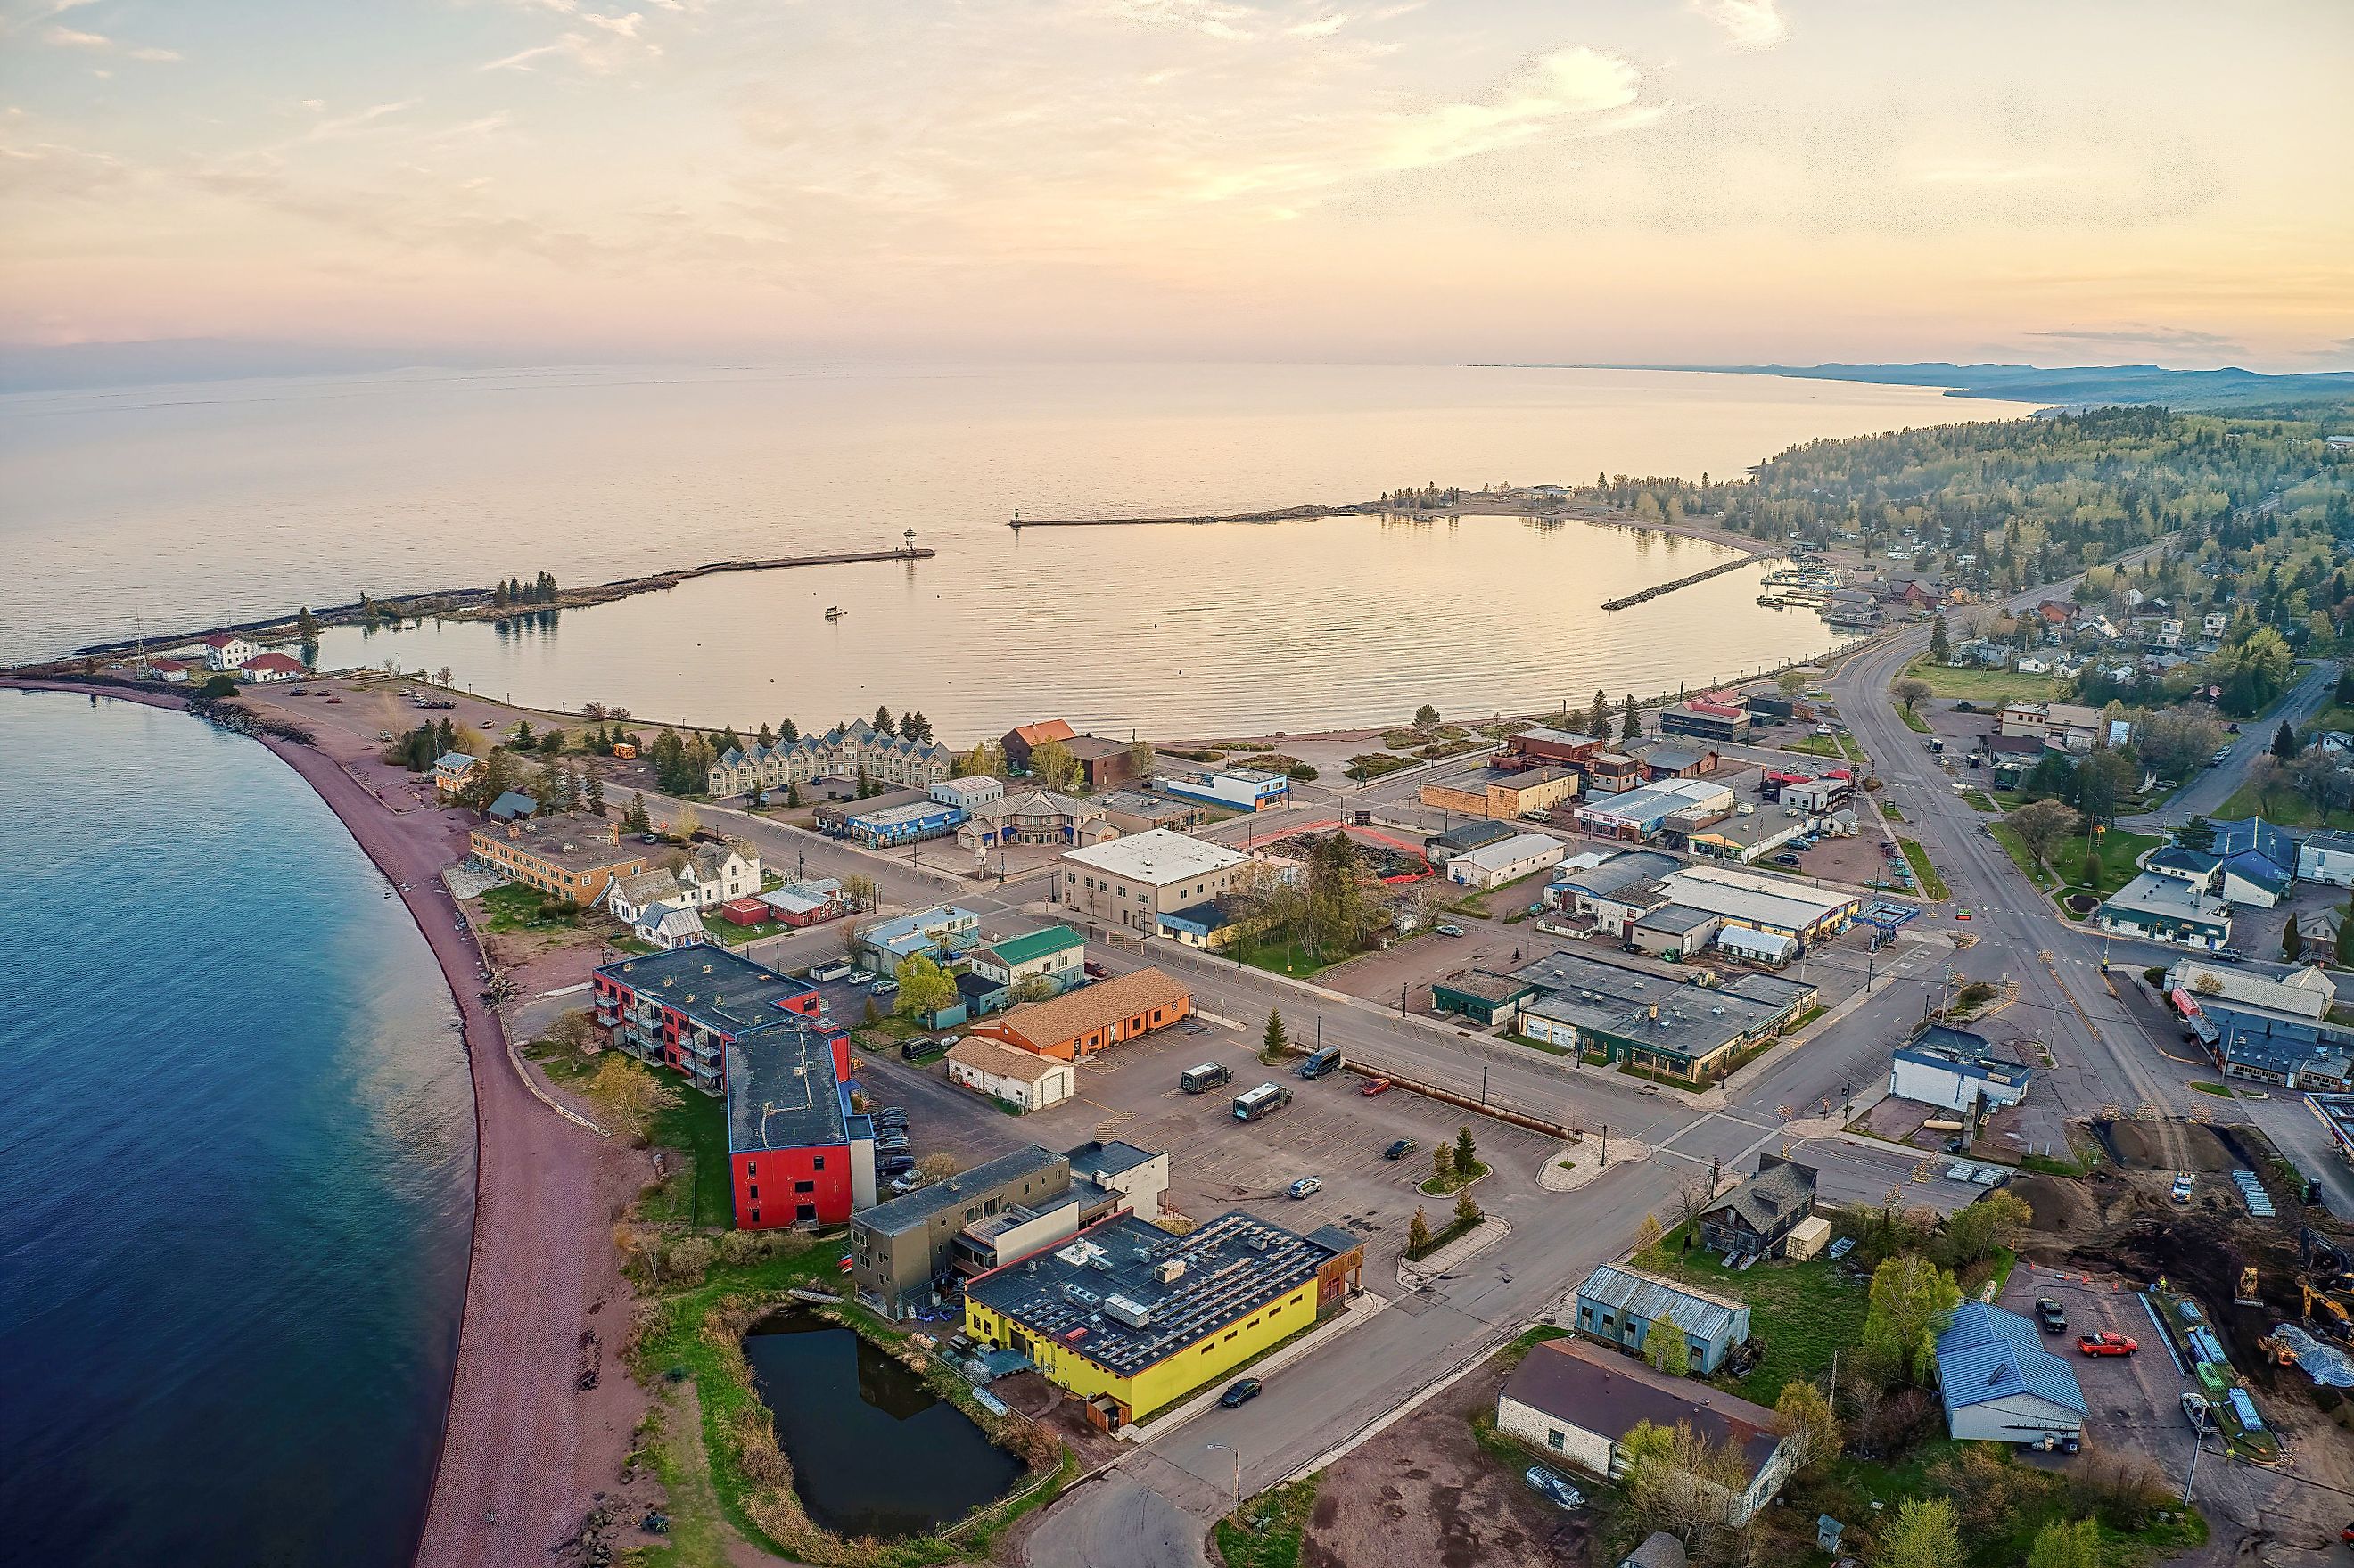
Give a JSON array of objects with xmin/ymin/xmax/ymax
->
[
  {"xmin": 742, "ymin": 1312, "xmax": 1025, "ymax": 1539},
  {"xmin": 0, "ymin": 363, "xmax": 2033, "ymax": 733},
  {"xmin": 0, "ymin": 690, "xmax": 473, "ymax": 1568}
]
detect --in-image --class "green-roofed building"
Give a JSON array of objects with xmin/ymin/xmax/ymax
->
[{"xmin": 970, "ymin": 924, "xmax": 1086, "ymax": 997}]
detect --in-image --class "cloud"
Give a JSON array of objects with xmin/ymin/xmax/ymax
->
[
  {"xmin": 1691, "ymin": 0, "xmax": 1788, "ymax": 51},
  {"xmin": 43, "ymin": 24, "xmax": 110, "ymax": 48},
  {"xmin": 2027, "ymin": 324, "xmax": 2247, "ymax": 353},
  {"xmin": 128, "ymin": 46, "xmax": 182, "ymax": 62}
]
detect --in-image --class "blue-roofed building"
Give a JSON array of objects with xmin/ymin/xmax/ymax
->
[
  {"xmin": 853, "ymin": 904, "xmax": 983, "ymax": 976},
  {"xmin": 2210, "ymin": 817, "xmax": 2300, "ymax": 881},
  {"xmin": 1934, "ymin": 1301, "xmax": 2086, "ymax": 1446},
  {"xmin": 1572, "ymin": 1263, "xmax": 1751, "ymax": 1374},
  {"xmin": 1889, "ymin": 1025, "xmax": 2033, "ymax": 1113},
  {"xmin": 486, "ymin": 790, "xmax": 538, "ymax": 822}
]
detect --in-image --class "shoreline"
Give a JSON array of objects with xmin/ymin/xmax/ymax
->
[{"xmin": 4, "ymin": 677, "xmax": 645, "ymax": 1568}]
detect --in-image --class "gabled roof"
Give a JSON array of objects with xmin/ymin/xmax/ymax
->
[
  {"xmin": 1574, "ymin": 1263, "xmax": 1745, "ymax": 1344},
  {"xmin": 1500, "ymin": 1338, "xmax": 1783, "ymax": 1477},
  {"xmin": 2209, "ymin": 817, "xmax": 2299, "ymax": 874},
  {"xmin": 1006, "ymin": 719, "xmax": 1077, "ymax": 747},
  {"xmin": 1935, "ymin": 1302, "xmax": 2086, "ymax": 1417},
  {"xmin": 987, "ymin": 966, "xmax": 1189, "ymax": 1049},
  {"xmin": 1702, "ymin": 1155, "xmax": 1816, "ymax": 1235},
  {"xmin": 2216, "ymin": 849, "xmax": 2291, "ymax": 894}
]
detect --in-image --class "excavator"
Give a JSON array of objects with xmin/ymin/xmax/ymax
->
[{"xmin": 2302, "ymin": 1280, "xmax": 2354, "ymax": 1339}]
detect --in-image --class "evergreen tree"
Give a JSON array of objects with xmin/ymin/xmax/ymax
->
[
  {"xmin": 585, "ymin": 772, "xmax": 605, "ymax": 817},
  {"xmin": 1406, "ymin": 1208, "xmax": 1433, "ymax": 1256},
  {"xmin": 872, "ymin": 704, "xmax": 893, "ymax": 735},
  {"xmin": 296, "ymin": 606, "xmax": 320, "ymax": 642},
  {"xmin": 1590, "ymin": 688, "xmax": 1611, "ymax": 739},
  {"xmin": 1930, "ymin": 612, "xmax": 1951, "ymax": 664},
  {"xmin": 2338, "ymin": 901, "xmax": 2354, "ymax": 968},
  {"xmin": 491, "ymin": 581, "xmax": 509, "ymax": 610},
  {"xmin": 2284, "ymin": 914, "xmax": 2302, "ymax": 962},
  {"xmin": 1620, "ymin": 694, "xmax": 1641, "ymax": 742},
  {"xmin": 622, "ymin": 792, "xmax": 652, "ymax": 833},
  {"xmin": 1262, "ymin": 1008, "xmax": 1288, "ymax": 1059},
  {"xmin": 757, "ymin": 723, "xmax": 774, "ymax": 748},
  {"xmin": 1454, "ymin": 1124, "xmax": 1477, "ymax": 1174},
  {"xmin": 778, "ymin": 718, "xmax": 799, "ymax": 743},
  {"xmin": 2274, "ymin": 720, "xmax": 2300, "ymax": 759},
  {"xmin": 1453, "ymin": 1187, "xmax": 1481, "ymax": 1228}
]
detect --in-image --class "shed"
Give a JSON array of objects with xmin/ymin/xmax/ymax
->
[{"xmin": 1571, "ymin": 1263, "xmax": 1751, "ymax": 1375}]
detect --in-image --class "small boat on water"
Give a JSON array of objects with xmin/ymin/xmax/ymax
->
[{"xmin": 824, "ymin": 605, "xmax": 845, "ymax": 621}]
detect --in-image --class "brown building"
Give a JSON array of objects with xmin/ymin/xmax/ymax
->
[
  {"xmin": 1501, "ymin": 726, "xmax": 1608, "ymax": 769},
  {"xmin": 1002, "ymin": 719, "xmax": 1077, "ymax": 775},
  {"xmin": 1063, "ymin": 734, "xmax": 1141, "ymax": 792},
  {"xmin": 969, "ymin": 966, "xmax": 1193, "ymax": 1060},
  {"xmin": 1419, "ymin": 767, "xmax": 1580, "ymax": 821},
  {"xmin": 468, "ymin": 815, "xmax": 646, "ymax": 905}
]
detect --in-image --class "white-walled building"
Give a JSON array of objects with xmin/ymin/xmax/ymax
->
[
  {"xmin": 1058, "ymin": 829, "xmax": 1248, "ymax": 931},
  {"xmin": 944, "ymin": 1038, "xmax": 1076, "ymax": 1111},
  {"xmin": 200, "ymin": 633, "xmax": 260, "ymax": 670},
  {"xmin": 2301, "ymin": 832, "xmax": 2354, "ymax": 888},
  {"xmin": 1889, "ymin": 1026, "xmax": 2033, "ymax": 1112},
  {"xmin": 677, "ymin": 845, "xmax": 761, "ymax": 907},
  {"xmin": 1445, "ymin": 832, "xmax": 1568, "ymax": 889}
]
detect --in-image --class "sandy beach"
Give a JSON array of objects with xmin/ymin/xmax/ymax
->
[{"xmin": 6, "ymin": 679, "xmax": 648, "ymax": 1568}]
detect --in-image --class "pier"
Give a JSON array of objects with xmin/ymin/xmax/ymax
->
[{"xmin": 1601, "ymin": 549, "xmax": 1779, "ymax": 612}]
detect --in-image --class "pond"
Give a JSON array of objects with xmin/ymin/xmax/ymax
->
[{"xmin": 741, "ymin": 1312, "xmax": 1025, "ymax": 1539}]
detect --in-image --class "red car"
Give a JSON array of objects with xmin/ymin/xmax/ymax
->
[
  {"xmin": 2077, "ymin": 1332, "xmax": 2138, "ymax": 1357},
  {"xmin": 1361, "ymin": 1077, "xmax": 1393, "ymax": 1096}
]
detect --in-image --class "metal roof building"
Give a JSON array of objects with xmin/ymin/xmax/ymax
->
[
  {"xmin": 1935, "ymin": 1302, "xmax": 2086, "ymax": 1446},
  {"xmin": 1571, "ymin": 1263, "xmax": 1751, "ymax": 1374}
]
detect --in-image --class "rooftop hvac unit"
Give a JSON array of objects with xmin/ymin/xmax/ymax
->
[
  {"xmin": 1061, "ymin": 1284, "xmax": 1100, "ymax": 1309},
  {"xmin": 1103, "ymin": 1293, "xmax": 1155, "ymax": 1329},
  {"xmin": 1157, "ymin": 1259, "xmax": 1187, "ymax": 1284}
]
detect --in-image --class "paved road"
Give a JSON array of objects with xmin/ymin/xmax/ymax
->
[{"xmin": 2119, "ymin": 658, "xmax": 2340, "ymax": 830}]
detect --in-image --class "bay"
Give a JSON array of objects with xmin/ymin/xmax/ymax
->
[
  {"xmin": 0, "ymin": 689, "xmax": 473, "ymax": 1568},
  {"xmin": 1, "ymin": 362, "xmax": 2032, "ymax": 730}
]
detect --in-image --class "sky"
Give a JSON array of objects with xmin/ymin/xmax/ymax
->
[{"xmin": 2, "ymin": 0, "xmax": 2350, "ymax": 371}]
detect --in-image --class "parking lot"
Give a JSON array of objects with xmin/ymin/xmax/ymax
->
[
  {"xmin": 849, "ymin": 1007, "xmax": 1555, "ymax": 1266},
  {"xmin": 1997, "ymin": 1264, "xmax": 2197, "ymax": 1475}
]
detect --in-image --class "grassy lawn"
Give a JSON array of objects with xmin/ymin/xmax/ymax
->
[
  {"xmin": 1880, "ymin": 800, "xmax": 1905, "ymax": 823},
  {"xmin": 2039, "ymin": 826, "xmax": 2163, "ymax": 907},
  {"xmin": 1505, "ymin": 1030, "xmax": 1574, "ymax": 1057},
  {"xmin": 1342, "ymin": 751, "xmax": 1412, "ymax": 781},
  {"xmin": 1960, "ymin": 790, "xmax": 1999, "ymax": 812},
  {"xmin": 647, "ymin": 1065, "xmax": 733, "ymax": 1229},
  {"xmin": 2191, "ymin": 1080, "xmax": 2236, "ymax": 1098},
  {"xmin": 1902, "ymin": 656, "xmax": 2062, "ymax": 704},
  {"xmin": 1894, "ymin": 701, "xmax": 1930, "ymax": 733},
  {"xmin": 1644, "ymin": 1223, "xmax": 1868, "ymax": 1405},
  {"xmin": 1418, "ymin": 1157, "xmax": 1490, "ymax": 1196},
  {"xmin": 1782, "ymin": 734, "xmax": 1841, "ymax": 759},
  {"xmin": 1897, "ymin": 837, "xmax": 1949, "ymax": 899},
  {"xmin": 1229, "ymin": 935, "xmax": 1335, "ymax": 979},
  {"xmin": 1988, "ymin": 821, "xmax": 2062, "ymax": 891},
  {"xmin": 476, "ymin": 880, "xmax": 582, "ymax": 932},
  {"xmin": 2216, "ymin": 779, "xmax": 2354, "ymax": 831},
  {"xmin": 1214, "ymin": 1474, "xmax": 1321, "ymax": 1568},
  {"xmin": 710, "ymin": 917, "xmax": 788, "ymax": 946}
]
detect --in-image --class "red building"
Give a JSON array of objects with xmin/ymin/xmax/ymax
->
[
  {"xmin": 593, "ymin": 946, "xmax": 827, "ymax": 1095},
  {"xmin": 1499, "ymin": 726, "xmax": 1606, "ymax": 771},
  {"xmin": 726, "ymin": 1023, "xmax": 870, "ymax": 1230}
]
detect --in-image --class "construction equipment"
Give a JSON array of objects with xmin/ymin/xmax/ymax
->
[
  {"xmin": 2302, "ymin": 1281, "xmax": 2354, "ymax": 1340},
  {"xmin": 2302, "ymin": 1227, "xmax": 2354, "ymax": 1292},
  {"xmin": 2237, "ymin": 1266, "xmax": 2264, "ymax": 1307}
]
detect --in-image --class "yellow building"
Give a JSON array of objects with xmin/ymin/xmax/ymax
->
[{"xmin": 962, "ymin": 1211, "xmax": 1363, "ymax": 1428}]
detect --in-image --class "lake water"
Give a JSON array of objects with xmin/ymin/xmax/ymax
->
[
  {"xmin": 0, "ymin": 690, "xmax": 473, "ymax": 1568},
  {"xmin": 741, "ymin": 1311, "xmax": 1025, "ymax": 1539},
  {"xmin": 0, "ymin": 363, "xmax": 2033, "ymax": 735}
]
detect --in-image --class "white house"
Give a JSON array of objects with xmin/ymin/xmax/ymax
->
[
  {"xmin": 201, "ymin": 633, "xmax": 260, "ymax": 670},
  {"xmin": 1935, "ymin": 1302, "xmax": 2086, "ymax": 1447},
  {"xmin": 967, "ymin": 924, "xmax": 1085, "ymax": 994},
  {"xmin": 1445, "ymin": 832, "xmax": 1568, "ymax": 890},
  {"xmin": 2300, "ymin": 832, "xmax": 2354, "ymax": 888},
  {"xmin": 632, "ymin": 900, "xmax": 710, "ymax": 951},
  {"xmin": 943, "ymin": 1037, "xmax": 1075, "ymax": 1111},
  {"xmin": 605, "ymin": 867, "xmax": 684, "ymax": 927},
  {"xmin": 237, "ymin": 652, "xmax": 308, "ymax": 683},
  {"xmin": 677, "ymin": 845, "xmax": 761, "ymax": 907},
  {"xmin": 1495, "ymin": 1338, "xmax": 1796, "ymax": 1528}
]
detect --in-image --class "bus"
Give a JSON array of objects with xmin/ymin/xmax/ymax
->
[
  {"xmin": 1181, "ymin": 1061, "xmax": 1232, "ymax": 1094},
  {"xmin": 1233, "ymin": 1083, "xmax": 1293, "ymax": 1122}
]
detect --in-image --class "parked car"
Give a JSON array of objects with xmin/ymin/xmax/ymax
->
[
  {"xmin": 2171, "ymin": 1173, "xmax": 2195, "ymax": 1204},
  {"xmin": 1435, "ymin": 923, "xmax": 1467, "ymax": 938},
  {"xmin": 2036, "ymin": 1297, "xmax": 2068, "ymax": 1334},
  {"xmin": 1288, "ymin": 1177, "xmax": 1321, "ymax": 1200},
  {"xmin": 888, "ymin": 1174, "xmax": 925, "ymax": 1195},
  {"xmin": 877, "ymin": 1155, "xmax": 914, "ymax": 1175},
  {"xmin": 872, "ymin": 979, "xmax": 900, "ymax": 997},
  {"xmin": 1219, "ymin": 1378, "xmax": 1262, "ymax": 1408},
  {"xmin": 1815, "ymin": 723, "xmax": 1834, "ymax": 735},
  {"xmin": 2077, "ymin": 1332, "xmax": 2137, "ymax": 1357},
  {"xmin": 1083, "ymin": 959, "xmax": 1107, "ymax": 978},
  {"xmin": 2182, "ymin": 1392, "xmax": 2212, "ymax": 1433},
  {"xmin": 1771, "ymin": 852, "xmax": 1802, "ymax": 867},
  {"xmin": 1523, "ymin": 1467, "xmax": 1584, "ymax": 1511},
  {"xmin": 1361, "ymin": 1077, "xmax": 1393, "ymax": 1096},
  {"xmin": 1384, "ymin": 1138, "xmax": 1418, "ymax": 1161},
  {"xmin": 2217, "ymin": 948, "xmax": 2247, "ymax": 963},
  {"xmin": 846, "ymin": 969, "xmax": 877, "ymax": 986}
]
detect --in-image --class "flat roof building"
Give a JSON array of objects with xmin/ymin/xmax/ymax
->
[
  {"xmin": 1575, "ymin": 778, "xmax": 1734, "ymax": 841},
  {"xmin": 2097, "ymin": 871, "xmax": 2231, "ymax": 950},
  {"xmin": 1654, "ymin": 863, "xmax": 1859, "ymax": 948},
  {"xmin": 963, "ymin": 1210, "xmax": 1363, "ymax": 1427},
  {"xmin": 726, "ymin": 1022, "xmax": 869, "ymax": 1229},
  {"xmin": 851, "ymin": 1145, "xmax": 1074, "ymax": 1319},
  {"xmin": 1058, "ymin": 829, "xmax": 1248, "ymax": 932},
  {"xmin": 469, "ymin": 815, "xmax": 646, "ymax": 906},
  {"xmin": 592, "ymin": 945, "xmax": 827, "ymax": 1095},
  {"xmin": 1889, "ymin": 1025, "xmax": 2033, "ymax": 1113},
  {"xmin": 1509, "ymin": 949, "xmax": 1797, "ymax": 1081},
  {"xmin": 1444, "ymin": 831, "xmax": 1567, "ymax": 889}
]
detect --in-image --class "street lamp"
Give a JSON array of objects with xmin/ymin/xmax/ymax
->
[{"xmin": 1206, "ymin": 1442, "xmax": 1241, "ymax": 1515}]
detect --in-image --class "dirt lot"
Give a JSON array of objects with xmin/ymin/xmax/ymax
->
[
  {"xmin": 2008, "ymin": 1137, "xmax": 2354, "ymax": 1566},
  {"xmin": 1300, "ymin": 1361, "xmax": 1584, "ymax": 1568}
]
